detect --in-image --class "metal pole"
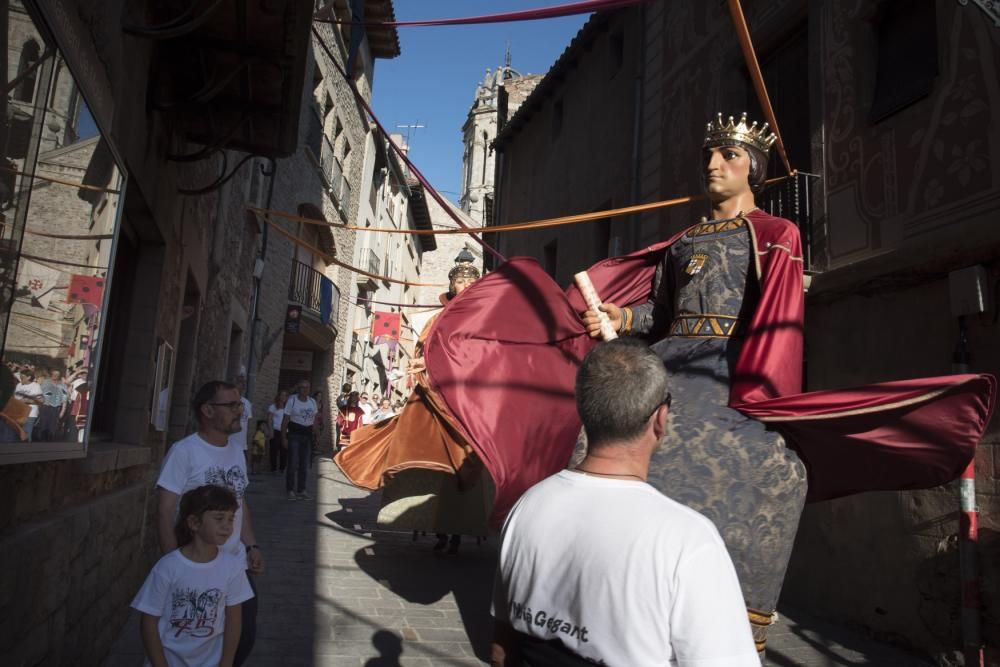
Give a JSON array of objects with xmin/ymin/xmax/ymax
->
[
  {"xmin": 951, "ymin": 319, "xmax": 983, "ymax": 667},
  {"xmin": 959, "ymin": 459, "xmax": 982, "ymax": 667},
  {"xmin": 245, "ymin": 158, "xmax": 276, "ymax": 401}
]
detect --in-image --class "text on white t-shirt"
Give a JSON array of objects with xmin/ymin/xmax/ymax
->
[
  {"xmin": 493, "ymin": 470, "xmax": 759, "ymax": 667},
  {"xmin": 131, "ymin": 549, "xmax": 253, "ymax": 667}
]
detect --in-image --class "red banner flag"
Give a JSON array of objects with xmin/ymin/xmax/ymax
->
[
  {"xmin": 371, "ymin": 311, "xmax": 401, "ymax": 342},
  {"xmin": 66, "ymin": 275, "xmax": 105, "ymax": 306}
]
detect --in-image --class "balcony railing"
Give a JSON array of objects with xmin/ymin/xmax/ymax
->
[
  {"xmin": 305, "ymin": 115, "xmax": 352, "ymax": 212},
  {"xmin": 288, "ymin": 260, "xmax": 340, "ymax": 330},
  {"xmin": 327, "ymin": 152, "xmax": 351, "ymax": 209},
  {"xmin": 758, "ymin": 171, "xmax": 821, "ymax": 272}
]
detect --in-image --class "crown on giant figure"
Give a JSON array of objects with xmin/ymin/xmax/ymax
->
[
  {"xmin": 448, "ymin": 263, "xmax": 480, "ymax": 282},
  {"xmin": 703, "ymin": 112, "xmax": 777, "ymax": 154}
]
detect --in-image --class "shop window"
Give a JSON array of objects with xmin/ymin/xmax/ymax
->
[
  {"xmin": 14, "ymin": 39, "xmax": 41, "ymax": 103},
  {"xmin": 746, "ymin": 22, "xmax": 812, "ymax": 177},
  {"xmin": 0, "ymin": 8, "xmax": 126, "ymax": 464},
  {"xmin": 869, "ymin": 0, "xmax": 938, "ymax": 123}
]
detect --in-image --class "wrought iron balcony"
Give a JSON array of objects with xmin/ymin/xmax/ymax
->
[
  {"xmin": 305, "ymin": 118, "xmax": 352, "ymax": 213},
  {"xmin": 328, "ymin": 153, "xmax": 351, "ymax": 210},
  {"xmin": 758, "ymin": 171, "xmax": 821, "ymax": 272},
  {"xmin": 288, "ymin": 260, "xmax": 339, "ymax": 330}
]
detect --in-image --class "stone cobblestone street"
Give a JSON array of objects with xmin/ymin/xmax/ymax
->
[{"xmin": 105, "ymin": 455, "xmax": 932, "ymax": 666}]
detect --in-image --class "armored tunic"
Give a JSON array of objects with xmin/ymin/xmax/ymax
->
[{"xmin": 631, "ymin": 217, "xmax": 808, "ymax": 615}]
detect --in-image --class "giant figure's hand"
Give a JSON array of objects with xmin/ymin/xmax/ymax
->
[{"xmin": 582, "ymin": 303, "xmax": 622, "ymax": 338}]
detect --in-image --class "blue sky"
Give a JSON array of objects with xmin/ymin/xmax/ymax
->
[{"xmin": 371, "ymin": 2, "xmax": 588, "ymax": 202}]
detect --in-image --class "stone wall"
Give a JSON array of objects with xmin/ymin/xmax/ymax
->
[
  {"xmin": 0, "ymin": 0, "xmax": 287, "ymax": 663},
  {"xmin": 0, "ymin": 470, "xmax": 156, "ymax": 665},
  {"xmin": 492, "ymin": 9, "xmax": 642, "ymax": 287},
  {"xmin": 414, "ymin": 196, "xmax": 481, "ymax": 310},
  {"xmin": 313, "ymin": 21, "xmax": 365, "ymax": 410}
]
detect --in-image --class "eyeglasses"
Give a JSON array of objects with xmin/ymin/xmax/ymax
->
[
  {"xmin": 646, "ymin": 392, "xmax": 672, "ymax": 421},
  {"xmin": 209, "ymin": 401, "xmax": 244, "ymax": 412}
]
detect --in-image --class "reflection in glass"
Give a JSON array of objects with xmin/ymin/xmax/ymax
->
[{"xmin": 0, "ymin": 2, "xmax": 124, "ymax": 445}]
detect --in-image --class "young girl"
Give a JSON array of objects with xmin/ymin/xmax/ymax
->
[
  {"xmin": 251, "ymin": 421, "xmax": 267, "ymax": 474},
  {"xmin": 131, "ymin": 485, "xmax": 254, "ymax": 666}
]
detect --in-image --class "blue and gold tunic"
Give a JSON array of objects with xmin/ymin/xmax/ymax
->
[{"xmin": 632, "ymin": 217, "xmax": 808, "ymax": 618}]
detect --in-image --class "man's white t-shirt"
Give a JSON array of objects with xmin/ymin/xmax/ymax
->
[
  {"xmin": 14, "ymin": 382, "xmax": 42, "ymax": 418},
  {"xmin": 157, "ymin": 433, "xmax": 249, "ymax": 567},
  {"xmin": 493, "ymin": 470, "xmax": 759, "ymax": 667},
  {"xmin": 359, "ymin": 401, "xmax": 373, "ymax": 425},
  {"xmin": 227, "ymin": 397, "xmax": 252, "ymax": 451},
  {"xmin": 284, "ymin": 395, "xmax": 317, "ymax": 429},
  {"xmin": 131, "ymin": 549, "xmax": 253, "ymax": 667}
]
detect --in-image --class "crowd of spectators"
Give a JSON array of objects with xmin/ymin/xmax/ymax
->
[{"xmin": 6, "ymin": 360, "xmax": 89, "ymax": 442}]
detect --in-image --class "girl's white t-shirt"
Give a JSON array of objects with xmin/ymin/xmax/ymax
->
[
  {"xmin": 267, "ymin": 403, "xmax": 284, "ymax": 431},
  {"xmin": 131, "ymin": 549, "xmax": 254, "ymax": 667}
]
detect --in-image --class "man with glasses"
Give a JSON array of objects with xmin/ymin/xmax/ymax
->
[
  {"xmin": 156, "ymin": 380, "xmax": 264, "ymax": 666},
  {"xmin": 228, "ymin": 370, "xmax": 253, "ymax": 461},
  {"xmin": 491, "ymin": 340, "xmax": 757, "ymax": 666}
]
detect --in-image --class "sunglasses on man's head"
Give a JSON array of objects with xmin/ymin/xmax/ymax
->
[{"xmin": 646, "ymin": 392, "xmax": 672, "ymax": 421}]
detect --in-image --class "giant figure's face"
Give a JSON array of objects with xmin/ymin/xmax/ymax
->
[
  {"xmin": 451, "ymin": 276, "xmax": 475, "ymax": 295},
  {"xmin": 702, "ymin": 145, "xmax": 753, "ymax": 201}
]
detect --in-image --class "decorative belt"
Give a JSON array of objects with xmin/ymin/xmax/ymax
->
[{"xmin": 669, "ymin": 314, "xmax": 744, "ymax": 338}]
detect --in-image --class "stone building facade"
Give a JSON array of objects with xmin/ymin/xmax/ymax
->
[
  {"xmin": 490, "ymin": 1, "xmax": 1000, "ymax": 661},
  {"xmin": 253, "ymin": 17, "xmax": 401, "ymax": 451},
  {"xmin": 416, "ymin": 60, "xmax": 541, "ymax": 308},
  {"xmin": 0, "ymin": 1, "xmax": 400, "ymax": 663},
  {"xmin": 492, "ymin": 9, "xmax": 644, "ymax": 286},
  {"xmin": 338, "ymin": 131, "xmax": 435, "ymax": 404}
]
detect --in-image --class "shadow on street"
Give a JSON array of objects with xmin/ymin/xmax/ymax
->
[{"xmin": 326, "ymin": 492, "xmax": 497, "ymax": 663}]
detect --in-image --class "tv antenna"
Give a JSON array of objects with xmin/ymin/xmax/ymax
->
[{"xmin": 396, "ymin": 122, "xmax": 425, "ymax": 150}]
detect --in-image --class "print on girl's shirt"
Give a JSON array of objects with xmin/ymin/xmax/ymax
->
[{"xmin": 170, "ymin": 587, "xmax": 223, "ymax": 638}]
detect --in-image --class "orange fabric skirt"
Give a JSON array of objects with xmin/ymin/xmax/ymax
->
[
  {"xmin": 333, "ymin": 383, "xmax": 492, "ymax": 535},
  {"xmin": 334, "ymin": 383, "xmax": 475, "ymax": 489}
]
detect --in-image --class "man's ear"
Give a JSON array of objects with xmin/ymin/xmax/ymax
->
[{"xmin": 653, "ymin": 404, "xmax": 669, "ymax": 439}]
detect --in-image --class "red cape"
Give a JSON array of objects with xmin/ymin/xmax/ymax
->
[{"xmin": 425, "ymin": 211, "xmax": 995, "ymax": 527}]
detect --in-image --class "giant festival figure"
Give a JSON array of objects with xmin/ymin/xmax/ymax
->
[
  {"xmin": 335, "ymin": 258, "xmax": 492, "ymax": 547},
  {"xmin": 575, "ymin": 113, "xmax": 816, "ymax": 651},
  {"xmin": 416, "ymin": 113, "xmax": 995, "ymax": 658}
]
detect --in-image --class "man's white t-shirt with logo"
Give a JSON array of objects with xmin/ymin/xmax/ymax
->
[
  {"xmin": 284, "ymin": 395, "xmax": 317, "ymax": 429},
  {"xmin": 493, "ymin": 470, "xmax": 759, "ymax": 667},
  {"xmin": 227, "ymin": 397, "xmax": 252, "ymax": 451},
  {"xmin": 131, "ymin": 549, "xmax": 253, "ymax": 667},
  {"xmin": 157, "ymin": 434, "xmax": 249, "ymax": 567}
]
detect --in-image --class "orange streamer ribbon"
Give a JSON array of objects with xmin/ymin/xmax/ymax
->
[{"xmin": 727, "ymin": 0, "xmax": 793, "ymax": 175}]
